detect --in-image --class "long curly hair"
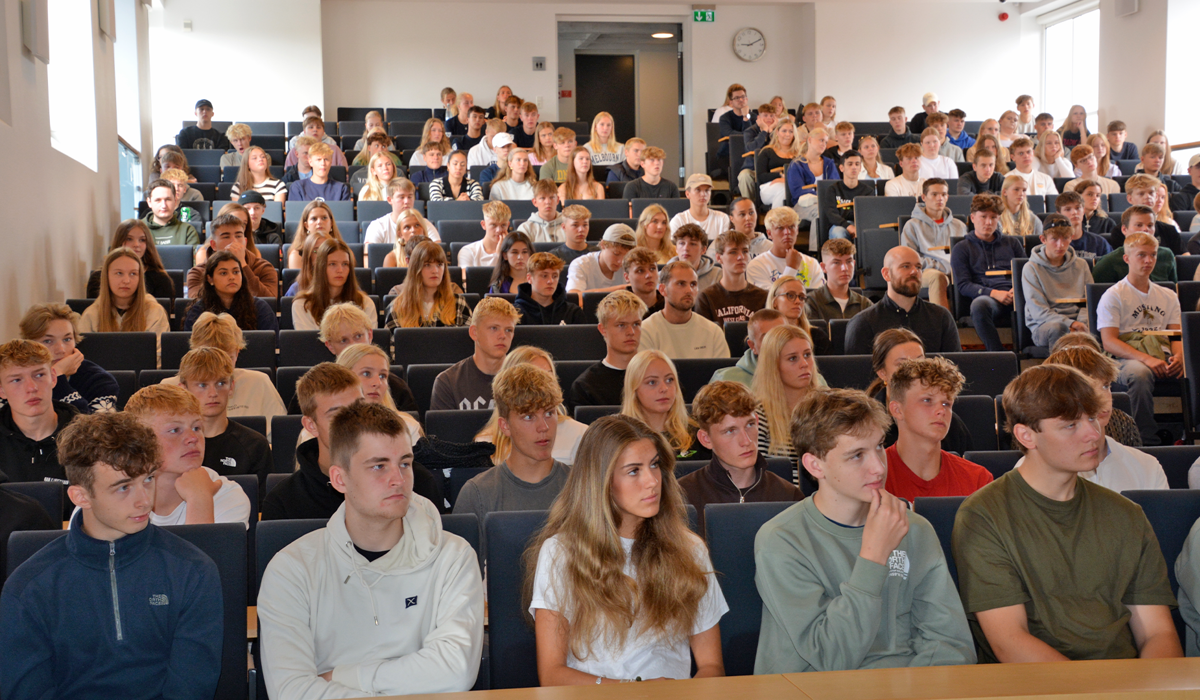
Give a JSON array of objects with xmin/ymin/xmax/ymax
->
[{"xmin": 521, "ymin": 414, "xmax": 709, "ymax": 660}]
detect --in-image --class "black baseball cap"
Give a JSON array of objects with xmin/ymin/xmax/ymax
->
[
  {"xmin": 238, "ymin": 191, "xmax": 266, "ymax": 206},
  {"xmin": 195, "ymin": 99, "xmax": 213, "ymax": 110}
]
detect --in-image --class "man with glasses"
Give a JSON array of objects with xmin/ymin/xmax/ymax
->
[
  {"xmin": 806, "ymin": 238, "xmax": 869, "ymax": 321},
  {"xmin": 717, "ymin": 85, "xmax": 752, "ymax": 168}
]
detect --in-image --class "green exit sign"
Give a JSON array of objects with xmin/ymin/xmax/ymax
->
[{"xmin": 693, "ymin": 9, "xmax": 715, "ymax": 22}]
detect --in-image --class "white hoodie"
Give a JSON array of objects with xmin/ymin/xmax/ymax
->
[{"xmin": 258, "ymin": 495, "xmax": 484, "ymax": 699}]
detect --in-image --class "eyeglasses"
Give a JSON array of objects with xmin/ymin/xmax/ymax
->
[{"xmin": 781, "ymin": 292, "xmax": 807, "ymax": 302}]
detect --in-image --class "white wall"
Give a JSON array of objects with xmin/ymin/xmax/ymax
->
[
  {"xmin": 1097, "ymin": 0, "xmax": 1166, "ymax": 145},
  {"xmin": 148, "ymin": 0, "xmax": 323, "ymax": 149},
  {"xmin": 814, "ymin": 2, "xmax": 1037, "ymax": 124},
  {"xmin": 0, "ymin": 0, "xmax": 121, "ymax": 337},
  {"xmin": 1165, "ymin": 0, "xmax": 1199, "ymax": 158}
]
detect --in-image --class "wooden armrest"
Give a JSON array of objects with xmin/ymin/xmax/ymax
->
[
  {"xmin": 929, "ymin": 246, "xmax": 950, "ymax": 252},
  {"xmin": 1054, "ymin": 297, "xmax": 1086, "ymax": 304},
  {"xmin": 985, "ymin": 270, "xmax": 1012, "ymax": 277},
  {"xmin": 718, "ymin": 136, "xmax": 730, "ymax": 143},
  {"xmin": 1143, "ymin": 329, "xmax": 1182, "ymax": 337},
  {"xmin": 880, "ymin": 223, "xmax": 899, "ymax": 229},
  {"xmin": 742, "ymin": 151, "xmax": 756, "ymax": 158},
  {"xmin": 802, "ymin": 183, "xmax": 817, "ymax": 190}
]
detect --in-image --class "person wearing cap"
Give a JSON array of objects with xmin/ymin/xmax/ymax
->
[
  {"xmin": 669, "ymin": 174, "xmax": 732, "ymax": 242},
  {"xmin": 640, "ymin": 261, "xmax": 731, "ymax": 360},
  {"xmin": 1021, "ymin": 215, "xmax": 1094, "ymax": 350},
  {"xmin": 478, "ymin": 132, "xmax": 515, "ymax": 185},
  {"xmin": 468, "ymin": 119, "xmax": 507, "ymax": 168},
  {"xmin": 909, "ymin": 92, "xmax": 939, "ymax": 135},
  {"xmin": 566, "ymin": 224, "xmax": 637, "ymax": 294},
  {"xmin": 176, "ymin": 99, "xmax": 232, "ymax": 150},
  {"xmin": 238, "ymin": 192, "xmax": 284, "ymax": 246}
]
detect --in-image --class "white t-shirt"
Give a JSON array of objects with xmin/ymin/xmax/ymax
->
[
  {"xmin": 150, "ymin": 467, "xmax": 251, "ymax": 528},
  {"xmin": 1036, "ymin": 157, "xmax": 1075, "ymax": 179},
  {"xmin": 363, "ymin": 213, "xmax": 440, "ymax": 245},
  {"xmin": 861, "ymin": 161, "xmax": 895, "ymax": 180},
  {"xmin": 1008, "ymin": 168, "xmax": 1059, "ymax": 196},
  {"xmin": 458, "ymin": 239, "xmax": 498, "ymax": 268},
  {"xmin": 292, "ymin": 296, "xmax": 378, "ymax": 332},
  {"xmin": 584, "ymin": 141, "xmax": 625, "ymax": 167},
  {"xmin": 917, "ymin": 155, "xmax": 958, "ymax": 180},
  {"xmin": 883, "ymin": 176, "xmax": 925, "ymax": 198},
  {"xmin": 529, "ymin": 534, "xmax": 728, "ymax": 681},
  {"xmin": 567, "ymin": 252, "xmax": 623, "ymax": 292},
  {"xmin": 669, "ymin": 209, "xmax": 732, "ymax": 242},
  {"xmin": 467, "ymin": 141, "xmax": 496, "ymax": 167},
  {"xmin": 639, "ymin": 311, "xmax": 731, "ymax": 359},
  {"xmin": 1096, "ymin": 278, "xmax": 1181, "ymax": 334},
  {"xmin": 745, "ymin": 250, "xmax": 824, "ymax": 290},
  {"xmin": 489, "ymin": 179, "xmax": 535, "ymax": 201}
]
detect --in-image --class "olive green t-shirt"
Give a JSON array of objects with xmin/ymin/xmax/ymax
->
[
  {"xmin": 952, "ymin": 469, "xmax": 1176, "ymax": 662},
  {"xmin": 538, "ymin": 157, "xmax": 569, "ymax": 184}
]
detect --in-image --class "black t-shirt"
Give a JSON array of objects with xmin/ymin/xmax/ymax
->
[
  {"xmin": 176, "ymin": 125, "xmax": 231, "ymax": 151},
  {"xmin": 510, "ymin": 125, "xmax": 536, "ymax": 149},
  {"xmin": 202, "ymin": 420, "xmax": 272, "ymax": 495},
  {"xmin": 569, "ymin": 362, "xmax": 625, "ymax": 410},
  {"xmin": 354, "ymin": 545, "xmax": 388, "ymax": 562}
]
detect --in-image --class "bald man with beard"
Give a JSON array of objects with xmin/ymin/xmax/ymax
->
[{"xmin": 845, "ymin": 246, "xmax": 961, "ymax": 355}]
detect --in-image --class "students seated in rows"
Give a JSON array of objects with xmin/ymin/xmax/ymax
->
[
  {"xmin": 479, "ymin": 132, "xmax": 515, "ymax": 185},
  {"xmin": 885, "ymin": 357, "xmax": 992, "ymax": 501},
  {"xmin": 858, "ymin": 135, "xmax": 894, "ymax": 180},
  {"xmin": 0, "ymin": 340, "xmax": 76, "ymax": 514},
  {"xmin": 489, "ymin": 232, "xmax": 533, "ymax": 293},
  {"xmin": 184, "ymin": 251, "xmax": 278, "ymax": 333},
  {"xmin": 766, "ymin": 278, "xmax": 830, "ymax": 355},
  {"xmin": 747, "ymin": 207, "xmax": 824, "ymax": 289},
  {"xmin": 124, "ymin": 384, "xmax": 250, "ymax": 527},
  {"xmin": 821, "ymin": 149, "xmax": 873, "ymax": 241},
  {"xmin": 956, "ymin": 364, "xmax": 1181, "ymax": 661},
  {"xmin": 622, "ymin": 247, "xmax": 665, "ymax": 315},
  {"xmin": 550, "ymin": 204, "xmax": 596, "ymax": 266},
  {"xmin": 1008, "ymin": 137, "xmax": 1058, "ymax": 196},
  {"xmin": 569, "ymin": 291, "xmax": 646, "ymax": 410},
  {"xmin": 489, "ymin": 145, "xmax": 535, "ymax": 200},
  {"xmin": 566, "ymin": 224, "xmax": 636, "ymax": 294},
  {"xmin": 540, "ymin": 127, "xmax": 577, "ymax": 183},
  {"xmin": 846, "ymin": 246, "xmax": 960, "ymax": 355},
  {"xmin": 456, "ymin": 362, "xmax": 571, "ymax": 543},
  {"xmin": 881, "ymin": 105, "xmax": 919, "ymax": 149},
  {"xmin": 671, "ymin": 224, "xmax": 721, "ymax": 291},
  {"xmin": 289, "ymin": 143, "xmax": 350, "ymax": 202},
  {"xmin": 1072, "ymin": 180, "xmax": 1118, "ymax": 237},
  {"xmin": 80, "ymin": 248, "xmax": 171, "ymax": 337},
  {"xmin": 1093, "ymin": 207, "xmax": 1176, "ymax": 284},
  {"xmin": 526, "ymin": 413, "xmax": 726, "ymax": 685},
  {"xmin": 1021, "ymin": 216, "xmax": 1094, "ymax": 350},
  {"xmin": 87, "ymin": 220, "xmax": 176, "ymax": 300},
  {"xmin": 622, "ymin": 146, "xmax": 679, "ymax": 199},
  {"xmin": 951, "ymin": 193, "xmax": 1026, "ymax": 352},
  {"xmin": 957, "ymin": 148, "xmax": 1003, "ymax": 195},
  {"xmin": 260, "ymin": 399, "xmax": 483, "ymax": 697},
  {"xmin": 755, "ymin": 387, "xmax": 975, "ymax": 673},
  {"xmin": 142, "ymin": 179, "xmax": 198, "ymax": 246},
  {"xmin": 998, "ymin": 174, "xmax": 1043, "ymax": 237},
  {"xmin": 727, "ymin": 196, "xmax": 771, "ymax": 255},
  {"xmin": 684, "ymin": 381, "xmax": 803, "ymax": 535},
  {"xmin": 710, "ymin": 309, "xmax": 784, "ymax": 387},
  {"xmin": 429, "ymin": 150, "xmax": 483, "ymax": 202},
  {"xmin": 515, "ymin": 252, "xmax": 587, "ymax": 325},
  {"xmin": 559, "ymin": 147, "xmax": 604, "ymax": 201},
  {"xmin": 18, "ymin": 303, "xmax": 116, "ymax": 415},
  {"xmin": 1118, "ymin": 174, "xmax": 1182, "ymax": 254},
  {"xmin": 1097, "ymin": 232, "xmax": 1182, "ymax": 446},
  {"xmin": 916, "ymin": 128, "xmax": 957, "ymax": 180},
  {"xmin": 671, "ymin": 174, "xmax": 731, "ymax": 242},
  {"xmin": 430, "ymin": 297, "xmax": 519, "ymax": 411},
  {"xmin": 805, "ymin": 239, "xmax": 869, "ymax": 322},
  {"xmin": 901, "ymin": 178, "xmax": 960, "ymax": 313},
  {"xmin": 175, "ymin": 347, "xmax": 271, "ymax": 492},
  {"xmin": 386, "ymin": 241, "xmax": 470, "ymax": 329},
  {"xmin": 750, "ymin": 325, "xmax": 819, "ymax": 476},
  {"xmin": 0, "ymin": 411, "xmax": 223, "ymax": 700},
  {"xmin": 355, "ymin": 150, "xmax": 399, "ymax": 202},
  {"xmin": 695, "ymin": 230, "xmax": 766, "ymax": 327},
  {"xmin": 884, "ymin": 143, "xmax": 925, "ymax": 197},
  {"xmin": 518, "ymin": 181, "xmax": 565, "ymax": 243},
  {"xmin": 640, "ymin": 262, "xmax": 729, "ymax": 360},
  {"xmin": 786, "ymin": 129, "xmax": 838, "ymax": 234}
]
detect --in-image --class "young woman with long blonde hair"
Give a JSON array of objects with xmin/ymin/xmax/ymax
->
[
  {"xmin": 523, "ymin": 413, "xmax": 727, "ymax": 685},
  {"xmin": 381, "ymin": 209, "xmax": 433, "ymax": 267},
  {"xmin": 358, "ymin": 152, "xmax": 397, "ymax": 201},
  {"xmin": 1057, "ymin": 104, "xmax": 1090, "ymax": 149},
  {"xmin": 530, "ymin": 122, "xmax": 557, "ymax": 166},
  {"xmin": 756, "ymin": 119, "xmax": 801, "ymax": 208},
  {"xmin": 635, "ymin": 204, "xmax": 673, "ymax": 264},
  {"xmin": 1084, "ymin": 133, "xmax": 1121, "ymax": 177},
  {"xmin": 583, "ymin": 111, "xmax": 624, "ymax": 167},
  {"xmin": 621, "ymin": 350, "xmax": 705, "ymax": 460},
  {"xmin": 999, "ymin": 175, "xmax": 1042, "ymax": 237},
  {"xmin": 231, "ymin": 145, "xmax": 287, "ymax": 202},
  {"xmin": 751, "ymin": 325, "xmax": 817, "ymax": 476},
  {"xmin": 489, "ymin": 147, "xmax": 537, "ymax": 201},
  {"xmin": 857, "ymin": 135, "xmax": 894, "ymax": 180},
  {"xmin": 79, "ymin": 247, "xmax": 170, "ymax": 336},
  {"xmin": 410, "ymin": 117, "xmax": 454, "ymax": 167},
  {"xmin": 559, "ymin": 147, "xmax": 604, "ymax": 201},
  {"xmin": 287, "ymin": 200, "xmax": 346, "ymax": 270}
]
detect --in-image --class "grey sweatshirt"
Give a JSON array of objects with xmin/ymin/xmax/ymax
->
[
  {"xmin": 670, "ymin": 254, "xmax": 722, "ymax": 291},
  {"xmin": 754, "ymin": 498, "xmax": 976, "ymax": 673},
  {"xmin": 1021, "ymin": 243, "xmax": 1093, "ymax": 333},
  {"xmin": 901, "ymin": 204, "xmax": 966, "ymax": 275}
]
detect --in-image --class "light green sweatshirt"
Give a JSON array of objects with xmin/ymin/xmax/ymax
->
[{"xmin": 753, "ymin": 498, "xmax": 976, "ymax": 673}]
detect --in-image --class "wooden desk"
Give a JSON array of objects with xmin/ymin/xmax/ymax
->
[
  {"xmin": 783, "ymin": 657, "xmax": 1200, "ymax": 700},
  {"xmin": 383, "ymin": 673, "xmax": 806, "ymax": 700}
]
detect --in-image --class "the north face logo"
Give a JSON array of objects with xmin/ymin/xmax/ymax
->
[
  {"xmin": 405, "ymin": 596, "xmax": 418, "ymax": 609},
  {"xmin": 149, "ymin": 594, "xmax": 169, "ymax": 606},
  {"xmin": 220, "ymin": 457, "xmax": 237, "ymax": 468},
  {"xmin": 887, "ymin": 550, "xmax": 910, "ymax": 580}
]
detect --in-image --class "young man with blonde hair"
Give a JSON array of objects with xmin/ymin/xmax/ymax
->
[
  {"xmin": 680, "ymin": 381, "xmax": 800, "ymax": 535},
  {"xmin": 517, "ymin": 180, "xmax": 565, "ymax": 243},
  {"xmin": 0, "ymin": 411, "xmax": 223, "ymax": 700},
  {"xmin": 177, "ymin": 347, "xmax": 271, "ymax": 492},
  {"xmin": 569, "ymin": 290, "xmax": 647, "ymax": 409},
  {"xmin": 124, "ymin": 383, "xmax": 250, "ymax": 528},
  {"xmin": 807, "ymin": 239, "xmax": 869, "ymax": 321},
  {"xmin": 460, "ymin": 200, "xmax": 511, "ymax": 267},
  {"xmin": 514, "ymin": 253, "xmax": 586, "ymax": 325},
  {"xmin": 621, "ymin": 246, "xmax": 665, "ymax": 315},
  {"xmin": 606, "ymin": 137, "xmax": 646, "ymax": 183},
  {"xmin": 289, "ymin": 142, "xmax": 350, "ymax": 201},
  {"xmin": 622, "ymin": 146, "xmax": 679, "ymax": 199},
  {"xmin": 221, "ymin": 123, "xmax": 252, "ymax": 168},
  {"xmin": 1008, "ymin": 137, "xmax": 1058, "ymax": 196},
  {"xmin": 1092, "ymin": 206, "xmax": 1176, "ymax": 284},
  {"xmin": 1022, "ymin": 216, "xmax": 1094, "ymax": 349},
  {"xmin": 259, "ymin": 401, "xmax": 484, "ymax": 698},
  {"xmin": 316, "ymin": 302, "xmax": 418, "ymax": 411},
  {"xmin": 431, "ymin": 297, "xmax": 520, "ymax": 411},
  {"xmin": 547, "ymin": 203, "xmax": 594, "ymax": 265},
  {"xmin": 671, "ymin": 223, "xmax": 721, "ymax": 291},
  {"xmin": 755, "ymin": 388, "xmax": 975, "ymax": 673},
  {"xmin": 696, "ymin": 229, "xmax": 767, "ymax": 326},
  {"xmin": 364, "ymin": 177, "xmax": 438, "ymax": 244},
  {"xmin": 566, "ymin": 224, "xmax": 636, "ymax": 294},
  {"xmin": 954, "ymin": 365, "xmax": 1180, "ymax": 662},
  {"xmin": 885, "ymin": 357, "xmax": 992, "ymax": 501},
  {"xmin": 1120, "ymin": 173, "xmax": 1182, "ymax": 255},
  {"xmin": 1097, "ymin": 231, "xmax": 1182, "ymax": 446},
  {"xmin": 747, "ymin": 206, "xmax": 823, "ymax": 290},
  {"xmin": 639, "ymin": 261, "xmax": 731, "ymax": 359}
]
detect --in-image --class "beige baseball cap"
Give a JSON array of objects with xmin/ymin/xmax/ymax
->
[{"xmin": 685, "ymin": 173, "xmax": 713, "ymax": 191}]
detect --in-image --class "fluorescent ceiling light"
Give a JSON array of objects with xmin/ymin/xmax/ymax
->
[{"xmin": 652, "ymin": 32, "xmax": 674, "ymax": 39}]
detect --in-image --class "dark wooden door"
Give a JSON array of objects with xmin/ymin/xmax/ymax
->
[{"xmin": 575, "ymin": 54, "xmax": 636, "ymax": 143}]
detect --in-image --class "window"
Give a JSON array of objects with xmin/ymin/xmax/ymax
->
[
  {"xmin": 1042, "ymin": 5, "xmax": 1100, "ymax": 134},
  {"xmin": 47, "ymin": 0, "xmax": 98, "ymax": 171}
]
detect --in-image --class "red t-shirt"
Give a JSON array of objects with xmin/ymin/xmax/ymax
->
[{"xmin": 885, "ymin": 445, "xmax": 994, "ymax": 502}]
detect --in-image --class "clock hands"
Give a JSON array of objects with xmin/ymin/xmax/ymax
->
[{"xmin": 739, "ymin": 38, "xmax": 763, "ymax": 47}]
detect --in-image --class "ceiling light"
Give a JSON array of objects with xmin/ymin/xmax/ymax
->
[{"xmin": 652, "ymin": 32, "xmax": 674, "ymax": 39}]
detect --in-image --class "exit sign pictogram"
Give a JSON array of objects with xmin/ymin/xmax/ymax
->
[{"xmin": 693, "ymin": 9, "xmax": 714, "ymax": 22}]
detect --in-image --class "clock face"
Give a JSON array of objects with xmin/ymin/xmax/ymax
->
[{"xmin": 734, "ymin": 28, "xmax": 766, "ymax": 62}]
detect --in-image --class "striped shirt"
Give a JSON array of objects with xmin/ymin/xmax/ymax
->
[{"xmin": 231, "ymin": 178, "xmax": 288, "ymax": 201}]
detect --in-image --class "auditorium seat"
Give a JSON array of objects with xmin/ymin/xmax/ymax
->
[
  {"xmin": 78, "ymin": 332, "xmax": 156, "ymax": 371},
  {"xmin": 1119, "ymin": 489, "xmax": 1200, "ymax": 646},
  {"xmin": 962, "ymin": 450, "xmax": 1022, "ymax": 480},
  {"xmin": 425, "ymin": 409, "xmax": 492, "ymax": 445},
  {"xmin": 912, "ymin": 496, "xmax": 967, "ymax": 587},
  {"xmin": 484, "ymin": 510, "xmax": 547, "ymax": 689},
  {"xmin": 270, "ymin": 415, "xmax": 305, "ymax": 473},
  {"xmin": 565, "ymin": 199, "xmax": 630, "ymax": 219},
  {"xmin": 1, "ymin": 481, "xmax": 63, "ymax": 524},
  {"xmin": 161, "ymin": 330, "xmax": 277, "ymax": 370}
]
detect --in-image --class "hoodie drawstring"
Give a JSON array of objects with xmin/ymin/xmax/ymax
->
[{"xmin": 345, "ymin": 540, "xmax": 383, "ymax": 626}]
